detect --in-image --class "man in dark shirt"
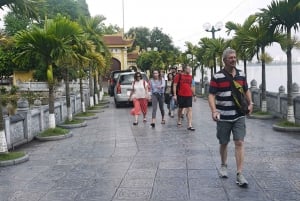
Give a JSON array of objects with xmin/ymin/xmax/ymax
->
[{"xmin": 208, "ymin": 48, "xmax": 253, "ymax": 187}]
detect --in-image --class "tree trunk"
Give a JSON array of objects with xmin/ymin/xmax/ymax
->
[
  {"xmin": 47, "ymin": 64, "xmax": 56, "ymax": 128},
  {"xmin": 79, "ymin": 78, "xmax": 86, "ymax": 112},
  {"xmin": 89, "ymin": 66, "xmax": 94, "ymax": 106},
  {"xmin": 243, "ymin": 59, "xmax": 247, "ymax": 77},
  {"xmin": 0, "ymin": 95, "xmax": 8, "ymax": 153},
  {"xmin": 93, "ymin": 73, "xmax": 98, "ymax": 105},
  {"xmin": 286, "ymin": 28, "xmax": 295, "ymax": 123},
  {"xmin": 48, "ymin": 83, "xmax": 56, "ymax": 128},
  {"xmin": 64, "ymin": 68, "xmax": 72, "ymax": 121},
  {"xmin": 261, "ymin": 46, "xmax": 267, "ymax": 112}
]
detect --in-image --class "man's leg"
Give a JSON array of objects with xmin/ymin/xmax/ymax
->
[
  {"xmin": 186, "ymin": 107, "xmax": 192, "ymax": 127},
  {"xmin": 177, "ymin": 107, "xmax": 183, "ymax": 125},
  {"xmin": 234, "ymin": 140, "xmax": 244, "ymax": 174},
  {"xmin": 220, "ymin": 143, "xmax": 228, "ymax": 165}
]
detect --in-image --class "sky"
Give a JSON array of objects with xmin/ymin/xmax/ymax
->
[{"xmin": 85, "ymin": 0, "xmax": 278, "ymax": 52}]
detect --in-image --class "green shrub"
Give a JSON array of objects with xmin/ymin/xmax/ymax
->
[{"xmin": 10, "ymin": 85, "xmax": 19, "ymax": 95}]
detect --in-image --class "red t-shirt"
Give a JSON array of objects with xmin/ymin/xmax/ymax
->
[{"xmin": 173, "ymin": 73, "xmax": 193, "ymax": 96}]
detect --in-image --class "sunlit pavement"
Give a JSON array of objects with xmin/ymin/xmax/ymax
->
[{"xmin": 1, "ymin": 96, "xmax": 300, "ymax": 201}]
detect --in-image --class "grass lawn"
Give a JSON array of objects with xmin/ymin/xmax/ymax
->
[
  {"xmin": 0, "ymin": 152, "xmax": 25, "ymax": 161},
  {"xmin": 64, "ymin": 119, "xmax": 84, "ymax": 124},
  {"xmin": 277, "ymin": 120, "xmax": 300, "ymax": 127},
  {"xmin": 75, "ymin": 112, "xmax": 95, "ymax": 117},
  {"xmin": 38, "ymin": 127, "xmax": 69, "ymax": 137}
]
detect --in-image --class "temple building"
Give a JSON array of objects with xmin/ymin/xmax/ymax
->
[{"xmin": 102, "ymin": 33, "xmax": 138, "ymax": 72}]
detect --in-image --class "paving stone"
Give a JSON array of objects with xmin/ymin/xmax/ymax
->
[
  {"xmin": 114, "ymin": 188, "xmax": 152, "ymax": 200},
  {"xmin": 1, "ymin": 97, "xmax": 300, "ymax": 201}
]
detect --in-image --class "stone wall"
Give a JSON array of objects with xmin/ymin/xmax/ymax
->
[
  {"xmin": 4, "ymin": 90, "xmax": 92, "ymax": 150},
  {"xmin": 195, "ymin": 79, "xmax": 300, "ymax": 124}
]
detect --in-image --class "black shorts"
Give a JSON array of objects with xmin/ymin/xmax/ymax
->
[{"xmin": 177, "ymin": 96, "xmax": 192, "ymax": 108}]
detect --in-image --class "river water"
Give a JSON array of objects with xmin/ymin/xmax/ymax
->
[{"xmin": 194, "ymin": 63, "xmax": 300, "ymax": 92}]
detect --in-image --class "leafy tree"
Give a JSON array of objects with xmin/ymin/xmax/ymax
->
[
  {"xmin": 45, "ymin": 0, "xmax": 90, "ymax": 20},
  {"xmin": 136, "ymin": 51, "xmax": 163, "ymax": 72},
  {"xmin": 14, "ymin": 16, "xmax": 84, "ymax": 128},
  {"xmin": 0, "ymin": 0, "xmax": 45, "ymax": 21},
  {"xmin": 126, "ymin": 27, "xmax": 151, "ymax": 52},
  {"xmin": 225, "ymin": 15, "xmax": 258, "ymax": 76},
  {"xmin": 78, "ymin": 15, "xmax": 110, "ymax": 106},
  {"xmin": 4, "ymin": 12, "xmax": 31, "ymax": 36}
]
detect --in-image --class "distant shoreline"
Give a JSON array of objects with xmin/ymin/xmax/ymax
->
[{"xmin": 242, "ymin": 62, "xmax": 300, "ymax": 66}]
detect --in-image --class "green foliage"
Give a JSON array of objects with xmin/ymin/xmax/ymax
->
[
  {"xmin": 126, "ymin": 26, "xmax": 177, "ymax": 53},
  {"xmin": 10, "ymin": 85, "xmax": 19, "ymax": 95},
  {"xmin": 277, "ymin": 120, "xmax": 300, "ymax": 127},
  {"xmin": 4, "ymin": 12, "xmax": 30, "ymax": 36},
  {"xmin": 38, "ymin": 127, "xmax": 69, "ymax": 137},
  {"xmin": 45, "ymin": 0, "xmax": 90, "ymax": 20},
  {"xmin": 75, "ymin": 112, "xmax": 95, "ymax": 117},
  {"xmin": 0, "ymin": 46, "xmax": 16, "ymax": 79},
  {"xmin": 0, "ymin": 87, "xmax": 7, "ymax": 94},
  {"xmin": 64, "ymin": 119, "xmax": 84, "ymax": 124},
  {"xmin": 0, "ymin": 152, "xmax": 25, "ymax": 161},
  {"xmin": 136, "ymin": 51, "xmax": 164, "ymax": 72},
  {"xmin": 20, "ymin": 90, "xmax": 40, "ymax": 105}
]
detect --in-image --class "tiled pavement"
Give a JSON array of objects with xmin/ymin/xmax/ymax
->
[{"xmin": 1, "ymin": 97, "xmax": 300, "ymax": 201}]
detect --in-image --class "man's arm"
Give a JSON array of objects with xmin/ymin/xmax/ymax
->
[
  {"xmin": 208, "ymin": 93, "xmax": 219, "ymax": 121},
  {"xmin": 245, "ymin": 89, "xmax": 254, "ymax": 114}
]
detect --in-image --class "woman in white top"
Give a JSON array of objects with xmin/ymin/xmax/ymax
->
[{"xmin": 128, "ymin": 72, "xmax": 149, "ymax": 125}]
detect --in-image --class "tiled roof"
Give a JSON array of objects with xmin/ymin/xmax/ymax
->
[{"xmin": 102, "ymin": 34, "xmax": 133, "ymax": 47}]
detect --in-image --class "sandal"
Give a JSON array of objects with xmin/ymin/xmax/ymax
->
[
  {"xmin": 187, "ymin": 127, "xmax": 195, "ymax": 131},
  {"xmin": 161, "ymin": 120, "xmax": 166, "ymax": 124},
  {"xmin": 177, "ymin": 122, "xmax": 182, "ymax": 127}
]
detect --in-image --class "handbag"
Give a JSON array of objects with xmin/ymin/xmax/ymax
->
[{"xmin": 222, "ymin": 69, "xmax": 249, "ymax": 115}]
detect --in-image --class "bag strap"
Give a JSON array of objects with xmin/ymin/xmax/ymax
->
[{"xmin": 222, "ymin": 69, "xmax": 244, "ymax": 97}]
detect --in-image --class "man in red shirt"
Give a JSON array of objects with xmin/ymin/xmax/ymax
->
[{"xmin": 173, "ymin": 65, "xmax": 196, "ymax": 131}]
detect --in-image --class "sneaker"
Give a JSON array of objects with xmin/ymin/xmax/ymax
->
[
  {"xmin": 218, "ymin": 164, "xmax": 228, "ymax": 178},
  {"xmin": 236, "ymin": 173, "xmax": 248, "ymax": 187}
]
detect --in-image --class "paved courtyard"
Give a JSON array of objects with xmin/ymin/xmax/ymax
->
[{"xmin": 1, "ymin": 97, "xmax": 300, "ymax": 201}]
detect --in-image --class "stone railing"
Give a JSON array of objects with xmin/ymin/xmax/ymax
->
[
  {"xmin": 195, "ymin": 80, "xmax": 300, "ymax": 124},
  {"xmin": 249, "ymin": 80, "xmax": 300, "ymax": 123},
  {"xmin": 4, "ymin": 87, "xmax": 93, "ymax": 150}
]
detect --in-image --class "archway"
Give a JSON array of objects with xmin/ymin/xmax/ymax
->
[{"xmin": 111, "ymin": 58, "xmax": 121, "ymax": 71}]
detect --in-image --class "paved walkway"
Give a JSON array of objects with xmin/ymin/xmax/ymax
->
[{"xmin": 1, "ymin": 97, "xmax": 300, "ymax": 201}]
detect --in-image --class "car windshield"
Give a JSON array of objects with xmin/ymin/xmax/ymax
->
[
  {"xmin": 120, "ymin": 74, "xmax": 134, "ymax": 85},
  {"xmin": 113, "ymin": 73, "xmax": 121, "ymax": 79},
  {"xmin": 119, "ymin": 73, "xmax": 148, "ymax": 85}
]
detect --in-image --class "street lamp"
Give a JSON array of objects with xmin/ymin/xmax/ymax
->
[
  {"xmin": 203, "ymin": 22, "xmax": 222, "ymax": 74},
  {"xmin": 203, "ymin": 22, "xmax": 222, "ymax": 39}
]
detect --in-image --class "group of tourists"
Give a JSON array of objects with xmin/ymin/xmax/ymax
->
[
  {"xmin": 129, "ymin": 63, "xmax": 196, "ymax": 130},
  {"xmin": 128, "ymin": 48, "xmax": 254, "ymax": 188}
]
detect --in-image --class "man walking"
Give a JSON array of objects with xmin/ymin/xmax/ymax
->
[
  {"xmin": 208, "ymin": 48, "xmax": 253, "ymax": 187},
  {"xmin": 173, "ymin": 65, "xmax": 196, "ymax": 131}
]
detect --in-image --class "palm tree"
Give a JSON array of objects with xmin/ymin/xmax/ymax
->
[
  {"xmin": 198, "ymin": 37, "xmax": 215, "ymax": 79},
  {"xmin": 226, "ymin": 15, "xmax": 258, "ymax": 76},
  {"xmin": 53, "ymin": 16, "xmax": 86, "ymax": 122},
  {"xmin": 0, "ymin": 0, "xmax": 45, "ymax": 20},
  {"xmin": 0, "ymin": 0, "xmax": 43, "ymax": 153},
  {"xmin": 14, "ymin": 16, "xmax": 84, "ymax": 128},
  {"xmin": 258, "ymin": 0, "xmax": 300, "ymax": 121},
  {"xmin": 78, "ymin": 16, "xmax": 109, "ymax": 106}
]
